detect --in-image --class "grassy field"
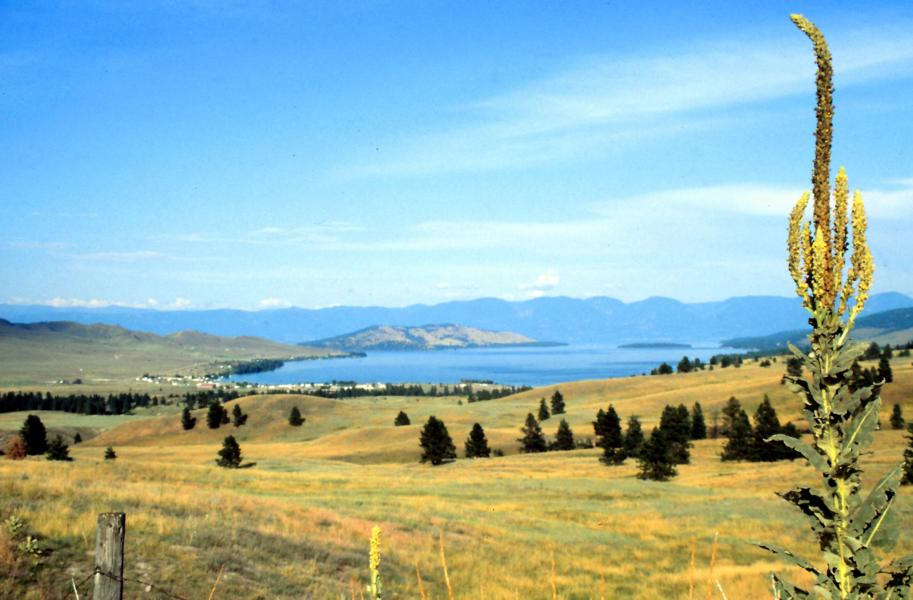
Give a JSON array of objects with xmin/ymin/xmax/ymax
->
[{"xmin": 1, "ymin": 357, "xmax": 911, "ymax": 598}]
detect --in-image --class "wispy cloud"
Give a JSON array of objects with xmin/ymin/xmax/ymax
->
[
  {"xmin": 346, "ymin": 24, "xmax": 913, "ymax": 177},
  {"xmin": 18, "ymin": 296, "xmax": 194, "ymax": 310},
  {"xmin": 75, "ymin": 250, "xmax": 198, "ymax": 263}
]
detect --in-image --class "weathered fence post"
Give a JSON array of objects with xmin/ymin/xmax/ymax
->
[{"xmin": 93, "ymin": 512, "xmax": 125, "ymax": 600}]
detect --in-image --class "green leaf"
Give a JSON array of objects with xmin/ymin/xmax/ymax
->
[
  {"xmin": 769, "ymin": 434, "xmax": 828, "ymax": 472},
  {"xmin": 756, "ymin": 542, "xmax": 821, "ymax": 577},
  {"xmin": 838, "ymin": 400, "xmax": 879, "ymax": 462},
  {"xmin": 851, "ymin": 465, "xmax": 901, "ymax": 550},
  {"xmin": 770, "ymin": 572, "xmax": 811, "ymax": 599}
]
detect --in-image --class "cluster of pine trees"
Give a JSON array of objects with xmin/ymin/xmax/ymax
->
[
  {"xmin": 0, "ymin": 391, "xmax": 161, "ymax": 416},
  {"xmin": 719, "ymin": 395, "xmax": 800, "ymax": 462},
  {"xmin": 2, "ymin": 414, "xmax": 117, "ymax": 462},
  {"xmin": 302, "ymin": 383, "xmax": 531, "ymax": 400}
]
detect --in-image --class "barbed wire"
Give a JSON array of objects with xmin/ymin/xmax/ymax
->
[{"xmin": 70, "ymin": 567, "xmax": 192, "ymax": 600}]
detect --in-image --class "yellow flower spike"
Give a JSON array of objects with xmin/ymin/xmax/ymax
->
[
  {"xmin": 787, "ymin": 192, "xmax": 810, "ymax": 297},
  {"xmin": 846, "ymin": 191, "xmax": 873, "ymax": 327},
  {"xmin": 811, "ymin": 230, "xmax": 830, "ymax": 310},
  {"xmin": 832, "ymin": 166, "xmax": 849, "ymax": 310},
  {"xmin": 791, "ymin": 14, "xmax": 834, "ymax": 279},
  {"xmin": 800, "ymin": 222, "xmax": 814, "ymax": 310},
  {"xmin": 369, "ymin": 526, "xmax": 382, "ymax": 599}
]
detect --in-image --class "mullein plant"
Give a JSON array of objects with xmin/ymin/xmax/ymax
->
[
  {"xmin": 759, "ymin": 14, "xmax": 912, "ymax": 598},
  {"xmin": 369, "ymin": 525, "xmax": 383, "ymax": 599}
]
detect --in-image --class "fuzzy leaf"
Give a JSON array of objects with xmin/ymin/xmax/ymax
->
[
  {"xmin": 770, "ymin": 572, "xmax": 811, "ymax": 600},
  {"xmin": 756, "ymin": 541, "xmax": 821, "ymax": 577},
  {"xmin": 769, "ymin": 434, "xmax": 829, "ymax": 472},
  {"xmin": 832, "ymin": 342, "xmax": 867, "ymax": 372},
  {"xmin": 779, "ymin": 487, "xmax": 835, "ymax": 534},
  {"xmin": 853, "ymin": 466, "xmax": 901, "ymax": 551},
  {"xmin": 838, "ymin": 400, "xmax": 879, "ymax": 463}
]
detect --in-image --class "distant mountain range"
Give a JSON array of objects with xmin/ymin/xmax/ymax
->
[
  {"xmin": 1, "ymin": 292, "xmax": 912, "ymax": 345},
  {"xmin": 308, "ymin": 324, "xmax": 553, "ymax": 351},
  {"xmin": 723, "ymin": 306, "xmax": 913, "ymax": 351}
]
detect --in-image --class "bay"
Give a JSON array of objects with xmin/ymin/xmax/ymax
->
[{"xmin": 226, "ymin": 343, "xmax": 743, "ymax": 387}]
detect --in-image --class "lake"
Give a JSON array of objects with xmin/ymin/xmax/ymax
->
[{"xmin": 226, "ymin": 344, "xmax": 742, "ymax": 387}]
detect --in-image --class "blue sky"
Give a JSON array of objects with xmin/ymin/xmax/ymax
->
[{"xmin": 2, "ymin": 1, "xmax": 912, "ymax": 310}]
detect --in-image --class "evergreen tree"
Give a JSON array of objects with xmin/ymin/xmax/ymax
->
[
  {"xmin": 550, "ymin": 390, "xmax": 566, "ymax": 415},
  {"xmin": 464, "ymin": 423, "xmax": 491, "ymax": 458},
  {"xmin": 658, "ymin": 404, "xmax": 691, "ymax": 464},
  {"xmin": 721, "ymin": 407, "xmax": 754, "ymax": 461},
  {"xmin": 73, "ymin": 432, "xmax": 82, "ymax": 444},
  {"xmin": 596, "ymin": 406, "xmax": 625, "ymax": 465},
  {"xmin": 656, "ymin": 362, "xmax": 673, "ymax": 375},
  {"xmin": 19, "ymin": 414, "xmax": 47, "ymax": 455},
  {"xmin": 288, "ymin": 406, "xmax": 305, "ymax": 426},
  {"xmin": 752, "ymin": 395, "xmax": 783, "ymax": 462},
  {"xmin": 216, "ymin": 435, "xmax": 242, "ymax": 468},
  {"xmin": 637, "ymin": 427, "xmax": 676, "ymax": 481},
  {"xmin": 902, "ymin": 424, "xmax": 913, "ymax": 486},
  {"xmin": 518, "ymin": 413, "xmax": 547, "ymax": 453},
  {"xmin": 720, "ymin": 396, "xmax": 743, "ymax": 437},
  {"xmin": 231, "ymin": 403, "xmax": 248, "ymax": 427},
  {"xmin": 220, "ymin": 405, "xmax": 230, "ymax": 425},
  {"xmin": 554, "ymin": 419, "xmax": 575, "ymax": 451},
  {"xmin": 45, "ymin": 435, "xmax": 72, "ymax": 461},
  {"xmin": 207, "ymin": 402, "xmax": 225, "ymax": 429},
  {"xmin": 538, "ymin": 398, "xmax": 551, "ymax": 421},
  {"xmin": 878, "ymin": 355, "xmax": 893, "ymax": 383},
  {"xmin": 419, "ymin": 416, "xmax": 457, "ymax": 465},
  {"xmin": 181, "ymin": 407, "xmax": 197, "ymax": 431},
  {"xmin": 676, "ymin": 356, "xmax": 693, "ymax": 373},
  {"xmin": 394, "ymin": 411, "xmax": 411, "ymax": 426},
  {"xmin": 690, "ymin": 402, "xmax": 707, "ymax": 440},
  {"xmin": 104, "ymin": 446, "xmax": 117, "ymax": 460},
  {"xmin": 623, "ymin": 416, "xmax": 645, "ymax": 459},
  {"xmin": 889, "ymin": 404, "xmax": 905, "ymax": 430}
]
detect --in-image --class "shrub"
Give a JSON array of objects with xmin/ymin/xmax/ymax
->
[
  {"xmin": 45, "ymin": 435, "xmax": 71, "ymax": 461},
  {"xmin": 288, "ymin": 406, "xmax": 305, "ymax": 426},
  {"xmin": 394, "ymin": 410, "xmax": 410, "ymax": 426},
  {"xmin": 5, "ymin": 436, "xmax": 27, "ymax": 460},
  {"xmin": 104, "ymin": 447, "xmax": 117, "ymax": 460}
]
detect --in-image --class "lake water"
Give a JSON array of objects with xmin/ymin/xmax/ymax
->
[{"xmin": 226, "ymin": 344, "xmax": 741, "ymax": 387}]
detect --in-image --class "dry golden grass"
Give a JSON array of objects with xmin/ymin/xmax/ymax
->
[{"xmin": 1, "ymin": 357, "xmax": 911, "ymax": 598}]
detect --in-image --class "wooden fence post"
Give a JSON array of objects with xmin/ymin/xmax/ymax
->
[{"xmin": 93, "ymin": 512, "xmax": 125, "ymax": 600}]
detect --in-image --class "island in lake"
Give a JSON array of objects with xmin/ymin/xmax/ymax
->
[
  {"xmin": 303, "ymin": 323, "xmax": 563, "ymax": 352},
  {"xmin": 618, "ymin": 342, "xmax": 692, "ymax": 349}
]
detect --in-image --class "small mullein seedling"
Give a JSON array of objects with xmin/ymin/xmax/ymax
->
[
  {"xmin": 759, "ymin": 14, "xmax": 913, "ymax": 598},
  {"xmin": 369, "ymin": 525, "xmax": 383, "ymax": 599}
]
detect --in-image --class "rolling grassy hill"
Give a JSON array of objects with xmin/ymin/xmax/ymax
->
[
  {"xmin": 306, "ymin": 323, "xmax": 546, "ymax": 351},
  {"xmin": 0, "ymin": 319, "xmax": 341, "ymax": 386},
  {"xmin": 2, "ymin": 356, "xmax": 911, "ymax": 598}
]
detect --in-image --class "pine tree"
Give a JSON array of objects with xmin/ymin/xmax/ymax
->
[
  {"xmin": 419, "ymin": 416, "xmax": 456, "ymax": 465},
  {"xmin": 596, "ymin": 406, "xmax": 625, "ymax": 465},
  {"xmin": 658, "ymin": 404, "xmax": 691, "ymax": 464},
  {"xmin": 73, "ymin": 432, "xmax": 82, "ymax": 444},
  {"xmin": 518, "ymin": 413, "xmax": 547, "ymax": 453},
  {"xmin": 720, "ymin": 396, "xmax": 743, "ymax": 437},
  {"xmin": 394, "ymin": 410, "xmax": 411, "ymax": 426},
  {"xmin": 753, "ymin": 395, "xmax": 784, "ymax": 462},
  {"xmin": 181, "ymin": 407, "xmax": 197, "ymax": 431},
  {"xmin": 104, "ymin": 446, "xmax": 117, "ymax": 460},
  {"xmin": 207, "ymin": 402, "xmax": 225, "ymax": 429},
  {"xmin": 623, "ymin": 416, "xmax": 645, "ymax": 459},
  {"xmin": 902, "ymin": 424, "xmax": 913, "ymax": 486},
  {"xmin": 288, "ymin": 406, "xmax": 305, "ymax": 426},
  {"xmin": 690, "ymin": 402, "xmax": 707, "ymax": 440},
  {"xmin": 721, "ymin": 407, "xmax": 754, "ymax": 461},
  {"xmin": 637, "ymin": 427, "xmax": 676, "ymax": 481},
  {"xmin": 550, "ymin": 390, "xmax": 565, "ymax": 415},
  {"xmin": 220, "ymin": 405, "xmax": 230, "ymax": 425},
  {"xmin": 889, "ymin": 404, "xmax": 905, "ymax": 430},
  {"xmin": 464, "ymin": 423, "xmax": 491, "ymax": 458},
  {"xmin": 231, "ymin": 403, "xmax": 248, "ymax": 427},
  {"xmin": 19, "ymin": 414, "xmax": 47, "ymax": 455},
  {"xmin": 216, "ymin": 435, "xmax": 242, "ymax": 468},
  {"xmin": 538, "ymin": 398, "xmax": 551, "ymax": 421},
  {"xmin": 878, "ymin": 355, "xmax": 893, "ymax": 384},
  {"xmin": 676, "ymin": 356, "xmax": 693, "ymax": 373},
  {"xmin": 45, "ymin": 435, "xmax": 72, "ymax": 461},
  {"xmin": 554, "ymin": 419, "xmax": 575, "ymax": 451}
]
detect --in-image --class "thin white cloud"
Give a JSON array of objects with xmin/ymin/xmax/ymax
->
[
  {"xmin": 257, "ymin": 297, "xmax": 292, "ymax": 309},
  {"xmin": 346, "ymin": 23, "xmax": 913, "ymax": 177},
  {"xmin": 76, "ymin": 250, "xmax": 195, "ymax": 263}
]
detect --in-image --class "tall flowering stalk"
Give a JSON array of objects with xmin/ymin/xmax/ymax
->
[
  {"xmin": 761, "ymin": 14, "xmax": 912, "ymax": 599},
  {"xmin": 369, "ymin": 525, "xmax": 383, "ymax": 599}
]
